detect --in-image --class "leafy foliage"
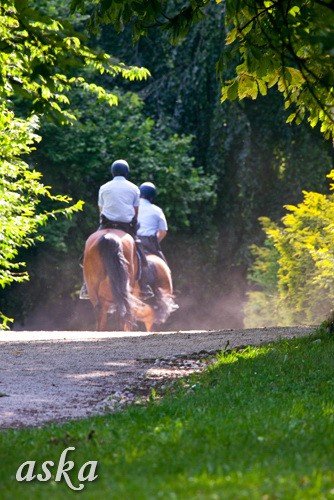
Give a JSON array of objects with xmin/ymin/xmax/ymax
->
[
  {"xmin": 36, "ymin": 90, "xmax": 216, "ymax": 232},
  {"xmin": 245, "ymin": 172, "xmax": 334, "ymax": 327},
  {"xmin": 2, "ymin": 0, "xmax": 333, "ymax": 330},
  {"xmin": 0, "ymin": 89, "xmax": 216, "ymax": 329},
  {"xmin": 222, "ymin": 0, "xmax": 334, "ymax": 139},
  {"xmin": 70, "ymin": 0, "xmax": 209, "ymax": 41},
  {"xmin": 0, "ymin": 0, "xmax": 149, "ymax": 327},
  {"xmin": 72, "ymin": 0, "xmax": 334, "ymax": 139},
  {"xmin": 0, "ymin": 1, "xmax": 149, "ymax": 122},
  {"xmin": 0, "ymin": 104, "xmax": 83, "ymax": 328}
]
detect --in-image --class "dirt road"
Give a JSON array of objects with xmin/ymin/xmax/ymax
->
[{"xmin": 0, "ymin": 326, "xmax": 315, "ymax": 428}]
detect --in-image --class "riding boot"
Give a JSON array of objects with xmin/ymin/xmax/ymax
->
[
  {"xmin": 135, "ymin": 238, "xmax": 154, "ymax": 300},
  {"xmin": 79, "ymin": 282, "xmax": 90, "ymax": 299},
  {"xmin": 78, "ymin": 252, "xmax": 90, "ymax": 299}
]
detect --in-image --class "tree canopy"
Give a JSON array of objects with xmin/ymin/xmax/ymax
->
[
  {"xmin": 0, "ymin": 0, "xmax": 148, "ymax": 327},
  {"xmin": 70, "ymin": 0, "xmax": 334, "ymax": 139},
  {"xmin": 1, "ymin": 0, "xmax": 333, "ymax": 330},
  {"xmin": 1, "ymin": 0, "xmax": 148, "ymax": 120}
]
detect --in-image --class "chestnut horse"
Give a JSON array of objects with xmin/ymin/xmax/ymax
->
[{"xmin": 83, "ymin": 229, "xmax": 177, "ymax": 331}]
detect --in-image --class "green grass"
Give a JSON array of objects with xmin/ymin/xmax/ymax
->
[{"xmin": 1, "ymin": 329, "xmax": 334, "ymax": 499}]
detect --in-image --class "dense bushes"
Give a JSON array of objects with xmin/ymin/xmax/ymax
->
[{"xmin": 245, "ymin": 172, "xmax": 334, "ymax": 326}]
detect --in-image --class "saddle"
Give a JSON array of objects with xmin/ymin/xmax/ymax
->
[{"xmin": 99, "ymin": 215, "xmax": 136, "ymax": 237}]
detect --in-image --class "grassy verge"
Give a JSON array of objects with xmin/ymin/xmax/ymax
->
[{"xmin": 1, "ymin": 329, "xmax": 334, "ymax": 499}]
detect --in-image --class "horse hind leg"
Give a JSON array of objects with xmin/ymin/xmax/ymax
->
[
  {"xmin": 117, "ymin": 318, "xmax": 133, "ymax": 332},
  {"xmin": 95, "ymin": 301, "xmax": 110, "ymax": 331},
  {"xmin": 133, "ymin": 303, "xmax": 155, "ymax": 332},
  {"xmin": 144, "ymin": 312, "xmax": 155, "ymax": 332}
]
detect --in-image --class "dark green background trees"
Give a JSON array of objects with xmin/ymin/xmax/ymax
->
[{"xmin": 1, "ymin": 0, "xmax": 333, "ymax": 329}]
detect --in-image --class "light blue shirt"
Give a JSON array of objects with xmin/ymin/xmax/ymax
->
[
  {"xmin": 137, "ymin": 198, "xmax": 168, "ymax": 236},
  {"xmin": 98, "ymin": 176, "xmax": 140, "ymax": 222}
]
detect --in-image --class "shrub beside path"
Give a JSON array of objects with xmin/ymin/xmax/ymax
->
[{"xmin": 0, "ymin": 326, "xmax": 314, "ymax": 428}]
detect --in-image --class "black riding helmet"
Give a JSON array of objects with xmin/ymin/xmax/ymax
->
[
  {"xmin": 140, "ymin": 182, "xmax": 157, "ymax": 201},
  {"xmin": 111, "ymin": 159, "xmax": 130, "ymax": 177}
]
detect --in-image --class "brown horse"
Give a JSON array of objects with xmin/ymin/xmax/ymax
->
[{"xmin": 83, "ymin": 229, "xmax": 177, "ymax": 331}]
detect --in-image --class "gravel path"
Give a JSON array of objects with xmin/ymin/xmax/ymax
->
[{"xmin": 0, "ymin": 326, "xmax": 315, "ymax": 428}]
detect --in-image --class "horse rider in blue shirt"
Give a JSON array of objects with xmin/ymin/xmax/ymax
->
[{"xmin": 137, "ymin": 182, "xmax": 168, "ymax": 263}]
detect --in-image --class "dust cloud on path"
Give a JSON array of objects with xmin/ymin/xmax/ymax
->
[{"xmin": 0, "ymin": 326, "xmax": 315, "ymax": 429}]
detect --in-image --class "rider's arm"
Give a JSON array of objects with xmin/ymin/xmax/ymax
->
[
  {"xmin": 134, "ymin": 206, "xmax": 139, "ymax": 218},
  {"xmin": 157, "ymin": 229, "xmax": 167, "ymax": 242}
]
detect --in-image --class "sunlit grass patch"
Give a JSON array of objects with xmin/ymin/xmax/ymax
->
[{"xmin": 1, "ymin": 329, "xmax": 334, "ymax": 499}]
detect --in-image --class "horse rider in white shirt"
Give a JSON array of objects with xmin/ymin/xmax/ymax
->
[
  {"xmin": 80, "ymin": 160, "xmax": 153, "ymax": 300},
  {"xmin": 98, "ymin": 159, "xmax": 139, "ymax": 234},
  {"xmin": 137, "ymin": 182, "xmax": 168, "ymax": 263}
]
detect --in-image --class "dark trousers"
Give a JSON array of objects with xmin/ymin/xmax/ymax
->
[{"xmin": 139, "ymin": 235, "xmax": 168, "ymax": 264}]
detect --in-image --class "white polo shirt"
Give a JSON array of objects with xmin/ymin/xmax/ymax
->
[
  {"xmin": 137, "ymin": 198, "xmax": 168, "ymax": 236},
  {"xmin": 98, "ymin": 176, "xmax": 140, "ymax": 223}
]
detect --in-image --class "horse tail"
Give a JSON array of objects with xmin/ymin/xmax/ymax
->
[{"xmin": 97, "ymin": 233, "xmax": 132, "ymax": 322}]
